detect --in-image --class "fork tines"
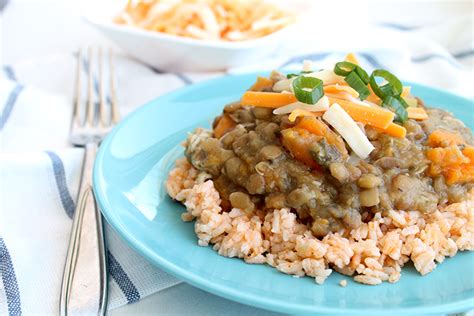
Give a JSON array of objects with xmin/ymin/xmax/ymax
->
[{"xmin": 73, "ymin": 47, "xmax": 120, "ymax": 129}]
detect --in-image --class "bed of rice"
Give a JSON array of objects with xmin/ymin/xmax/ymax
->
[{"xmin": 166, "ymin": 157, "xmax": 474, "ymax": 285}]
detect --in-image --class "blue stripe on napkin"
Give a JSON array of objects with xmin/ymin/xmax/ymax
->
[
  {"xmin": 45, "ymin": 151, "xmax": 75, "ymax": 219},
  {"xmin": 0, "ymin": 84, "xmax": 24, "ymax": 131},
  {"xmin": 0, "ymin": 237, "xmax": 22, "ymax": 316},
  {"xmin": 3, "ymin": 66, "xmax": 17, "ymax": 82},
  {"xmin": 411, "ymin": 54, "xmax": 462, "ymax": 68},
  {"xmin": 45, "ymin": 150, "xmax": 142, "ymax": 304},
  {"xmin": 453, "ymin": 49, "xmax": 474, "ymax": 59},
  {"xmin": 107, "ymin": 251, "xmax": 141, "ymax": 304},
  {"xmin": 278, "ymin": 52, "xmax": 385, "ymax": 72},
  {"xmin": 147, "ymin": 65, "xmax": 193, "ymax": 85},
  {"xmin": 174, "ymin": 72, "xmax": 193, "ymax": 85},
  {"xmin": 358, "ymin": 53, "xmax": 385, "ymax": 70},
  {"xmin": 279, "ymin": 52, "xmax": 331, "ymax": 69},
  {"xmin": 377, "ymin": 22, "xmax": 420, "ymax": 31}
]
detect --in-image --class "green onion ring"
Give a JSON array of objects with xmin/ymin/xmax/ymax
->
[
  {"xmin": 354, "ymin": 66, "xmax": 370, "ymax": 85},
  {"xmin": 292, "ymin": 75, "xmax": 324, "ymax": 104},
  {"xmin": 344, "ymin": 71, "xmax": 370, "ymax": 100},
  {"xmin": 369, "ymin": 69, "xmax": 403, "ymax": 99},
  {"xmin": 382, "ymin": 96, "xmax": 408, "ymax": 123},
  {"xmin": 334, "ymin": 61, "xmax": 357, "ymax": 76}
]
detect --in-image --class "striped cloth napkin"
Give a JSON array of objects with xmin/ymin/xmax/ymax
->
[{"xmin": 1, "ymin": 19, "xmax": 473, "ymax": 316}]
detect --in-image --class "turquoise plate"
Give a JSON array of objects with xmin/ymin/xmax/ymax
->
[{"xmin": 93, "ymin": 73, "xmax": 474, "ymax": 315}]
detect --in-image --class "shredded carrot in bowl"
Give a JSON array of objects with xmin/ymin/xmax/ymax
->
[{"xmin": 114, "ymin": 0, "xmax": 297, "ymax": 42}]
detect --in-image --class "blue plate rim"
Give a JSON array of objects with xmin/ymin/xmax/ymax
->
[{"xmin": 93, "ymin": 72, "xmax": 474, "ymax": 315}]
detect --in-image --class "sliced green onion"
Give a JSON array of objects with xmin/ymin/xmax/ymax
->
[
  {"xmin": 334, "ymin": 61, "xmax": 357, "ymax": 76},
  {"xmin": 379, "ymin": 83, "xmax": 396, "ymax": 97},
  {"xmin": 292, "ymin": 75, "xmax": 324, "ymax": 104},
  {"xmin": 354, "ymin": 66, "xmax": 370, "ymax": 84},
  {"xmin": 382, "ymin": 96, "xmax": 408, "ymax": 123},
  {"xmin": 334, "ymin": 61, "xmax": 371, "ymax": 100},
  {"xmin": 398, "ymin": 97, "xmax": 409, "ymax": 109},
  {"xmin": 287, "ymin": 70, "xmax": 312, "ymax": 79},
  {"xmin": 369, "ymin": 69, "xmax": 403, "ymax": 99},
  {"xmin": 344, "ymin": 71, "xmax": 370, "ymax": 100}
]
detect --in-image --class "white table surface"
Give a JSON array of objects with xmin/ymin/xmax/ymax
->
[{"xmin": 1, "ymin": 0, "xmax": 472, "ymax": 315}]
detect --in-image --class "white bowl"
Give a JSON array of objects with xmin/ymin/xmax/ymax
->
[{"xmin": 83, "ymin": 0, "xmax": 310, "ymax": 72}]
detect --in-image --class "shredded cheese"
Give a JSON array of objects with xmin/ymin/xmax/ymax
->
[
  {"xmin": 324, "ymin": 84, "xmax": 359, "ymax": 98},
  {"xmin": 288, "ymin": 108, "xmax": 322, "ymax": 122},
  {"xmin": 333, "ymin": 93, "xmax": 381, "ymax": 108},
  {"xmin": 302, "ymin": 60, "xmax": 313, "ymax": 72},
  {"xmin": 273, "ymin": 96, "xmax": 329, "ymax": 115},
  {"xmin": 273, "ymin": 70, "xmax": 345, "ymax": 93},
  {"xmin": 306, "ymin": 69, "xmax": 346, "ymax": 85},
  {"xmin": 323, "ymin": 103, "xmax": 375, "ymax": 159},
  {"xmin": 273, "ymin": 78, "xmax": 293, "ymax": 93}
]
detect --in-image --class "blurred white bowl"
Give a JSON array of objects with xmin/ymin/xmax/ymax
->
[{"xmin": 84, "ymin": 0, "xmax": 311, "ymax": 72}]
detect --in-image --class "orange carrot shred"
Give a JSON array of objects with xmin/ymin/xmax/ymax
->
[
  {"xmin": 407, "ymin": 107, "xmax": 428, "ymax": 120},
  {"xmin": 366, "ymin": 85, "xmax": 382, "ymax": 105},
  {"xmin": 344, "ymin": 53, "xmax": 360, "ymax": 65},
  {"xmin": 241, "ymin": 91, "xmax": 296, "ymax": 108},
  {"xmin": 324, "ymin": 85, "xmax": 359, "ymax": 98},
  {"xmin": 249, "ymin": 76, "xmax": 274, "ymax": 92},
  {"xmin": 373, "ymin": 123, "xmax": 407, "ymax": 138},
  {"xmin": 327, "ymin": 96, "xmax": 394, "ymax": 129}
]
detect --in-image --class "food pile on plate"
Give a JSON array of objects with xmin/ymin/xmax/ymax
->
[{"xmin": 166, "ymin": 53, "xmax": 474, "ymax": 285}]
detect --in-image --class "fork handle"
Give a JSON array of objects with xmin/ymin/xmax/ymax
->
[{"xmin": 60, "ymin": 142, "xmax": 108, "ymax": 316}]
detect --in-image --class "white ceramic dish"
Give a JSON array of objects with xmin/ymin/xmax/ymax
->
[{"xmin": 83, "ymin": 0, "xmax": 311, "ymax": 72}]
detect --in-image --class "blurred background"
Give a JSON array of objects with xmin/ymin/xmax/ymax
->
[
  {"xmin": 0, "ymin": 0, "xmax": 474, "ymax": 60},
  {"xmin": 2, "ymin": 0, "xmax": 472, "ymax": 66},
  {"xmin": 1, "ymin": 0, "xmax": 472, "ymax": 100}
]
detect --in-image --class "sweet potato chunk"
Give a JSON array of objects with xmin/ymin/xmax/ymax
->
[
  {"xmin": 281, "ymin": 128, "xmax": 321, "ymax": 169},
  {"xmin": 426, "ymin": 144, "xmax": 474, "ymax": 184},
  {"xmin": 295, "ymin": 116, "xmax": 348, "ymax": 159},
  {"xmin": 428, "ymin": 129, "xmax": 465, "ymax": 147},
  {"xmin": 213, "ymin": 114, "xmax": 236, "ymax": 139}
]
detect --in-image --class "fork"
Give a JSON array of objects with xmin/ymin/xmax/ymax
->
[{"xmin": 59, "ymin": 47, "xmax": 120, "ymax": 316}]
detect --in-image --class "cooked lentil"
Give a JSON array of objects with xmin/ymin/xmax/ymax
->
[{"xmin": 185, "ymin": 105, "xmax": 473, "ymax": 237}]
